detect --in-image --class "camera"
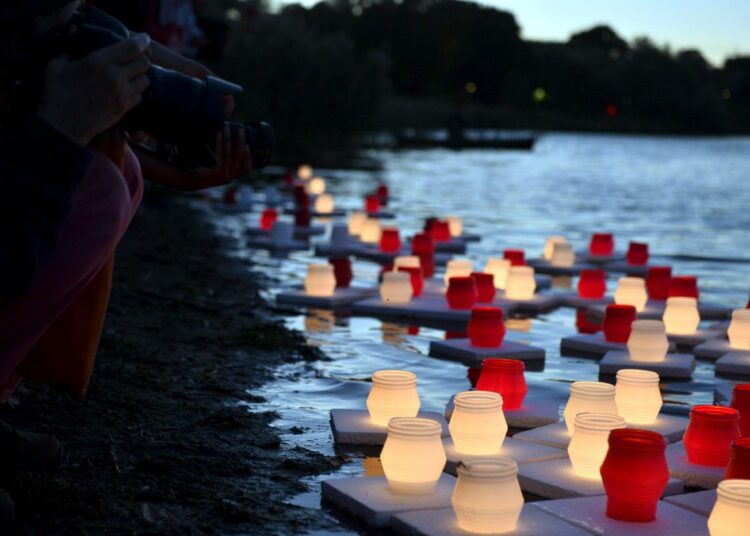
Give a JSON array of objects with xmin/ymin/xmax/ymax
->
[{"xmin": 49, "ymin": 7, "xmax": 273, "ymax": 169}]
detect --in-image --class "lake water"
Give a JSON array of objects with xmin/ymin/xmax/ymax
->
[{"xmin": 213, "ymin": 132, "xmax": 750, "ymax": 534}]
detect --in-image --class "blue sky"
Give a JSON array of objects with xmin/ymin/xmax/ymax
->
[{"xmin": 275, "ymin": 0, "xmax": 748, "ymax": 66}]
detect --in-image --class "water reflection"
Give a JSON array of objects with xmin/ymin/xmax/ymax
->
[
  {"xmin": 304, "ymin": 308, "xmax": 336, "ymax": 333},
  {"xmin": 552, "ymin": 276, "xmax": 573, "ymax": 289},
  {"xmin": 506, "ymin": 317, "xmax": 533, "ymax": 332}
]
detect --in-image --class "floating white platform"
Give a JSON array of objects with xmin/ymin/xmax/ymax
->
[
  {"xmin": 246, "ymin": 236, "xmax": 310, "ymax": 252},
  {"xmin": 664, "ymin": 489, "xmax": 717, "ymax": 517},
  {"xmin": 276, "ymin": 287, "xmax": 377, "ymax": 309},
  {"xmin": 495, "ymin": 293, "xmax": 562, "ymax": 314},
  {"xmin": 665, "ymin": 441, "xmax": 725, "ymax": 489},
  {"xmin": 667, "ymin": 329, "xmax": 723, "ymax": 350},
  {"xmin": 444, "ymin": 394, "xmax": 562, "ymax": 430},
  {"xmin": 716, "ymin": 351, "xmax": 750, "ymax": 379},
  {"xmin": 428, "ymin": 338, "xmax": 546, "ymax": 366},
  {"xmin": 713, "ymin": 382, "xmax": 734, "ymax": 404},
  {"xmin": 601, "ymin": 262, "xmax": 652, "ymax": 277},
  {"xmin": 330, "ymin": 409, "xmax": 449, "ymax": 446},
  {"xmin": 599, "ymin": 351, "xmax": 695, "ymax": 379},
  {"xmin": 321, "ymin": 474, "xmax": 455, "ymax": 528},
  {"xmin": 527, "ymin": 258, "xmax": 595, "ymax": 277},
  {"xmin": 352, "ymin": 296, "xmax": 515, "ymax": 324},
  {"xmin": 587, "ymin": 300, "xmax": 732, "ymax": 323},
  {"xmin": 442, "ymin": 437, "xmax": 566, "ymax": 476},
  {"xmin": 561, "ymin": 333, "xmax": 676, "ymax": 359},
  {"xmin": 693, "ymin": 338, "xmax": 737, "ymax": 361},
  {"xmin": 574, "ymin": 251, "xmax": 626, "ymax": 265},
  {"xmin": 558, "ymin": 293, "xmax": 613, "ymax": 309}
]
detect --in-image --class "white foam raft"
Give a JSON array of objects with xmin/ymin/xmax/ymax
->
[
  {"xmin": 329, "ymin": 409, "xmax": 449, "ymax": 446},
  {"xmin": 276, "ymin": 287, "xmax": 377, "ymax": 309}
]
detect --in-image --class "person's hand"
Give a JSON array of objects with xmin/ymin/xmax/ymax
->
[
  {"xmin": 37, "ymin": 34, "xmax": 151, "ymax": 147},
  {"xmin": 180, "ymin": 126, "xmax": 251, "ymax": 190},
  {"xmin": 89, "ymin": 127, "xmax": 128, "ymax": 170}
]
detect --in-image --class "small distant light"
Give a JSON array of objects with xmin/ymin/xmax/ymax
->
[
  {"xmin": 533, "ymin": 87, "xmax": 547, "ymax": 102},
  {"xmin": 226, "ymin": 8, "xmax": 241, "ymax": 21},
  {"xmin": 606, "ymin": 104, "xmax": 618, "ymax": 117},
  {"xmin": 722, "ymin": 88, "xmax": 732, "ymax": 100},
  {"xmin": 465, "ymin": 82, "xmax": 477, "ymax": 94}
]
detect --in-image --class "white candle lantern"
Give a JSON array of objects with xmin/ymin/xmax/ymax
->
[
  {"xmin": 330, "ymin": 224, "xmax": 350, "ymax": 249},
  {"xmin": 444, "ymin": 259, "xmax": 474, "ymax": 285},
  {"xmin": 484, "ymin": 258, "xmax": 511, "ymax": 290},
  {"xmin": 381, "ymin": 417, "xmax": 447, "ymax": 494},
  {"xmin": 380, "ymin": 272, "xmax": 413, "ymax": 304},
  {"xmin": 366, "ymin": 370, "xmax": 420, "ymax": 426},
  {"xmin": 663, "ymin": 297, "xmax": 700, "ymax": 335},
  {"xmin": 563, "ymin": 381, "xmax": 618, "ymax": 435},
  {"xmin": 544, "ymin": 236, "xmax": 567, "ymax": 260},
  {"xmin": 446, "ymin": 215, "xmax": 463, "ymax": 237},
  {"xmin": 304, "ymin": 264, "xmax": 336, "ymax": 297},
  {"xmin": 449, "ymin": 391, "xmax": 507, "ymax": 455},
  {"xmin": 270, "ymin": 221, "xmax": 293, "ymax": 244},
  {"xmin": 393, "ymin": 255, "xmax": 421, "ymax": 271},
  {"xmin": 360, "ymin": 218, "xmax": 382, "ymax": 244},
  {"xmin": 347, "ymin": 211, "xmax": 367, "ymax": 236},
  {"xmin": 452, "ymin": 457, "xmax": 523, "ymax": 534},
  {"xmin": 728, "ymin": 309, "xmax": 750, "ymax": 350},
  {"xmin": 627, "ymin": 320, "xmax": 669, "ymax": 362},
  {"xmin": 614, "ymin": 277, "xmax": 648, "ymax": 312},
  {"xmin": 568, "ymin": 412, "xmax": 626, "ymax": 479},
  {"xmin": 615, "ymin": 369, "xmax": 662, "ymax": 425},
  {"xmin": 505, "ymin": 266, "xmax": 536, "ymax": 300},
  {"xmin": 308, "ymin": 176, "xmax": 326, "ymax": 195},
  {"xmin": 314, "ymin": 193, "xmax": 334, "ymax": 214},
  {"xmin": 550, "ymin": 242, "xmax": 575, "ymax": 267},
  {"xmin": 708, "ymin": 479, "xmax": 750, "ymax": 536},
  {"xmin": 297, "ymin": 164, "xmax": 313, "ymax": 180}
]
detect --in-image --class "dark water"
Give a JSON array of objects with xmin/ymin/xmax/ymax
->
[{"xmin": 213, "ymin": 132, "xmax": 750, "ymax": 533}]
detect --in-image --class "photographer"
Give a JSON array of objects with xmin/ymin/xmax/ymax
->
[{"xmin": 0, "ymin": 0, "xmax": 252, "ymax": 523}]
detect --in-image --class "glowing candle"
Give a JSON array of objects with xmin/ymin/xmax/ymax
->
[
  {"xmin": 728, "ymin": 309, "xmax": 750, "ymax": 350},
  {"xmin": 544, "ymin": 236, "xmax": 567, "ymax": 261},
  {"xmin": 725, "ymin": 438, "xmax": 750, "ymax": 479},
  {"xmin": 360, "ymin": 218, "xmax": 382, "ymax": 244},
  {"xmin": 626, "ymin": 241, "xmax": 649, "ymax": 266},
  {"xmin": 614, "ymin": 277, "xmax": 648, "ymax": 312},
  {"xmin": 684, "ymin": 405, "xmax": 741, "ymax": 466},
  {"xmin": 297, "ymin": 164, "xmax": 313, "ymax": 180},
  {"xmin": 377, "ymin": 184, "xmax": 389, "ymax": 199},
  {"xmin": 663, "ymin": 297, "xmax": 700, "ymax": 335},
  {"xmin": 730, "ymin": 384, "xmax": 750, "ymax": 436},
  {"xmin": 348, "ymin": 211, "xmax": 367, "ymax": 236},
  {"xmin": 503, "ymin": 249, "xmax": 526, "ymax": 266},
  {"xmin": 393, "ymin": 255, "xmax": 421, "ymax": 271},
  {"xmin": 259, "ymin": 208, "xmax": 278, "ymax": 230},
  {"xmin": 563, "ymin": 381, "xmax": 618, "ymax": 435},
  {"xmin": 411, "ymin": 233, "xmax": 435, "ymax": 278},
  {"xmin": 708, "ymin": 479, "xmax": 750, "ymax": 536},
  {"xmin": 304, "ymin": 264, "xmax": 336, "ymax": 297},
  {"xmin": 446, "ymin": 277, "xmax": 477, "ymax": 310},
  {"xmin": 294, "ymin": 208, "xmax": 311, "ymax": 227},
  {"xmin": 380, "ymin": 417, "xmax": 447, "ymax": 494},
  {"xmin": 365, "ymin": 194, "xmax": 381, "ymax": 213},
  {"xmin": 550, "ymin": 242, "xmax": 575, "ymax": 267},
  {"xmin": 329, "ymin": 257, "xmax": 353, "ymax": 288},
  {"xmin": 646, "ymin": 266, "xmax": 672, "ymax": 300},
  {"xmin": 568, "ymin": 413, "xmax": 626, "ymax": 479},
  {"xmin": 669, "ymin": 275, "xmax": 699, "ymax": 299},
  {"xmin": 627, "ymin": 320, "xmax": 669, "ymax": 362},
  {"xmin": 484, "ymin": 258, "xmax": 511, "ymax": 290},
  {"xmin": 471, "ymin": 272, "xmax": 497, "ymax": 303},
  {"xmin": 398, "ymin": 266, "xmax": 424, "ymax": 297},
  {"xmin": 446, "ymin": 215, "xmax": 463, "ymax": 237},
  {"xmin": 314, "ymin": 193, "xmax": 334, "ymax": 214},
  {"xmin": 589, "ymin": 233, "xmax": 614, "ymax": 256},
  {"xmin": 309, "ymin": 176, "xmax": 326, "ymax": 195},
  {"xmin": 467, "ymin": 307, "xmax": 505, "ymax": 348},
  {"xmin": 578, "ymin": 269, "xmax": 606, "ymax": 299},
  {"xmin": 476, "ymin": 358, "xmax": 527, "ymax": 410},
  {"xmin": 615, "ymin": 369, "xmax": 662, "ymax": 424},
  {"xmin": 380, "ymin": 272, "xmax": 413, "ymax": 304},
  {"xmin": 451, "ymin": 457, "xmax": 524, "ymax": 535},
  {"xmin": 450, "ymin": 391, "xmax": 508, "ymax": 454},
  {"xmin": 270, "ymin": 221, "xmax": 293, "ymax": 244},
  {"xmin": 379, "ymin": 227, "xmax": 402, "ymax": 253},
  {"xmin": 444, "ymin": 259, "xmax": 474, "ymax": 285},
  {"xmin": 600, "ymin": 429, "xmax": 669, "ymax": 522},
  {"xmin": 602, "ymin": 304, "xmax": 637, "ymax": 343},
  {"xmin": 366, "ymin": 370, "xmax": 420, "ymax": 426},
  {"xmin": 504, "ymin": 266, "xmax": 536, "ymax": 300},
  {"xmin": 330, "ymin": 224, "xmax": 350, "ymax": 249}
]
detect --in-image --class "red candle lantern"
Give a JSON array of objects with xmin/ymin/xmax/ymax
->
[
  {"xmin": 282, "ymin": 171, "xmax": 294, "ymax": 186},
  {"xmin": 294, "ymin": 184, "xmax": 310, "ymax": 207},
  {"xmin": 626, "ymin": 242, "xmax": 649, "ymax": 266},
  {"xmin": 446, "ymin": 276, "xmax": 477, "ymax": 310},
  {"xmin": 683, "ymin": 405, "xmax": 741, "ymax": 466},
  {"xmin": 259, "ymin": 208, "xmax": 278, "ymax": 231},
  {"xmin": 725, "ymin": 438, "xmax": 750, "ymax": 479},
  {"xmin": 377, "ymin": 184, "xmax": 389, "ymax": 199},
  {"xmin": 467, "ymin": 307, "xmax": 505, "ymax": 348},
  {"xmin": 398, "ymin": 266, "xmax": 424, "ymax": 297},
  {"xmin": 646, "ymin": 266, "xmax": 672, "ymax": 300},
  {"xmin": 578, "ymin": 269, "xmax": 606, "ymax": 299},
  {"xmin": 294, "ymin": 208, "xmax": 311, "ymax": 227},
  {"xmin": 408, "ymin": 325, "xmax": 420, "ymax": 336},
  {"xmin": 669, "ymin": 275, "xmax": 699, "ymax": 300},
  {"xmin": 471, "ymin": 272, "xmax": 497, "ymax": 303},
  {"xmin": 379, "ymin": 227, "xmax": 402, "ymax": 253},
  {"xmin": 476, "ymin": 358, "xmax": 527, "ymax": 410},
  {"xmin": 445, "ymin": 330, "xmax": 468, "ymax": 340},
  {"xmin": 365, "ymin": 194, "xmax": 381, "ymax": 213},
  {"xmin": 602, "ymin": 304, "xmax": 637, "ymax": 343},
  {"xmin": 503, "ymin": 249, "xmax": 526, "ymax": 266},
  {"xmin": 600, "ymin": 429, "xmax": 669, "ymax": 522},
  {"xmin": 432, "ymin": 221, "xmax": 451, "ymax": 242},
  {"xmin": 589, "ymin": 233, "xmax": 615, "ymax": 256},
  {"xmin": 411, "ymin": 233, "xmax": 435, "ymax": 278},
  {"xmin": 730, "ymin": 384, "xmax": 750, "ymax": 437},
  {"xmin": 329, "ymin": 258, "xmax": 353, "ymax": 288},
  {"xmin": 576, "ymin": 308, "xmax": 601, "ymax": 334},
  {"xmin": 467, "ymin": 367, "xmax": 481, "ymax": 388}
]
